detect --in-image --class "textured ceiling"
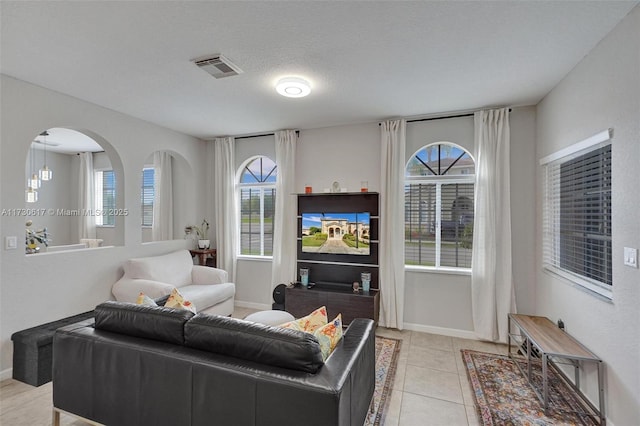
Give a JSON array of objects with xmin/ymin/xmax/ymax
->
[{"xmin": 1, "ymin": 1, "xmax": 637, "ymax": 139}]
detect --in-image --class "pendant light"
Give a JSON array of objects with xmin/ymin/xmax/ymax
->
[
  {"xmin": 26, "ymin": 143, "xmax": 39, "ymax": 203},
  {"xmin": 39, "ymin": 131, "xmax": 52, "ymax": 181},
  {"xmin": 27, "ymin": 142, "xmax": 41, "ymax": 189},
  {"xmin": 25, "ymin": 186, "xmax": 38, "ymax": 203}
]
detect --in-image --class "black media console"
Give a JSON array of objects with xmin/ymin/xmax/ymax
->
[{"xmin": 289, "ymin": 192, "xmax": 380, "ymax": 324}]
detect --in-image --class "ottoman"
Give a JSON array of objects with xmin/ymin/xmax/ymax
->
[
  {"xmin": 244, "ymin": 310, "xmax": 295, "ymax": 326},
  {"xmin": 11, "ymin": 311, "xmax": 95, "ymax": 386}
]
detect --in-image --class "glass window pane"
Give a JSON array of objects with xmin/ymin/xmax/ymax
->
[
  {"xmin": 405, "ymin": 183, "xmax": 436, "ymax": 266},
  {"xmin": 102, "ymin": 170, "xmax": 116, "ymax": 226},
  {"xmin": 238, "ymin": 156, "xmax": 277, "ymax": 257},
  {"xmin": 240, "ymin": 188, "xmax": 261, "ymax": 255},
  {"xmin": 141, "ymin": 168, "xmax": 154, "ymax": 226},
  {"xmin": 240, "ymin": 157, "xmax": 277, "ymax": 183},
  {"xmin": 406, "ymin": 144, "xmax": 475, "ymax": 177},
  {"xmin": 440, "ymin": 183, "xmax": 474, "ymax": 268},
  {"xmin": 263, "ymin": 188, "xmax": 275, "ymax": 256},
  {"xmin": 557, "ymin": 145, "xmax": 612, "ymax": 286}
]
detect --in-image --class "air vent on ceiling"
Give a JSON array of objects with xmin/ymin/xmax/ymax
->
[{"xmin": 193, "ymin": 54, "xmax": 243, "ymax": 79}]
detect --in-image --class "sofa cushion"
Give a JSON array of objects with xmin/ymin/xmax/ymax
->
[
  {"xmin": 123, "ymin": 250, "xmax": 193, "ymax": 287},
  {"xmin": 314, "ymin": 314, "xmax": 343, "ymax": 361},
  {"xmin": 164, "ymin": 288, "xmax": 197, "ymax": 313},
  {"xmin": 184, "ymin": 314, "xmax": 324, "ymax": 373},
  {"xmin": 136, "ymin": 292, "xmax": 158, "ymax": 306},
  {"xmin": 94, "ymin": 301, "xmax": 194, "ymax": 345},
  {"xmin": 178, "ymin": 283, "xmax": 235, "ymax": 311},
  {"xmin": 279, "ymin": 306, "xmax": 328, "ymax": 333}
]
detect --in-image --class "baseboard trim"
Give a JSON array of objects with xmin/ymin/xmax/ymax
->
[
  {"xmin": 403, "ymin": 322, "xmax": 477, "ymax": 340},
  {"xmin": 0, "ymin": 367, "xmax": 13, "ymax": 382},
  {"xmin": 234, "ymin": 300, "xmax": 271, "ymax": 311}
]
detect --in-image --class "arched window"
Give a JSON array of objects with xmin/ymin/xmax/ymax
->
[
  {"xmin": 404, "ymin": 143, "xmax": 475, "ymax": 269},
  {"xmin": 237, "ymin": 156, "xmax": 277, "ymax": 256}
]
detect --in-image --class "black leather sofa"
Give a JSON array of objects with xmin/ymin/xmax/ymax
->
[{"xmin": 52, "ymin": 301, "xmax": 375, "ymax": 426}]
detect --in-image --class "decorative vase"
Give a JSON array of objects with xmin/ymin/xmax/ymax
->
[
  {"xmin": 299, "ymin": 268, "xmax": 309, "ymax": 286},
  {"xmin": 361, "ymin": 272, "xmax": 371, "ymax": 292},
  {"xmin": 198, "ymin": 239, "xmax": 210, "ymax": 249}
]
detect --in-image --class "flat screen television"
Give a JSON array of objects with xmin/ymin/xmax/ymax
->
[{"xmin": 301, "ymin": 212, "xmax": 370, "ymax": 255}]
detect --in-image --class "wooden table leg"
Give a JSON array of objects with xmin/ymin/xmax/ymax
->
[
  {"xmin": 542, "ymin": 353, "xmax": 549, "ymax": 415},
  {"xmin": 52, "ymin": 408, "xmax": 60, "ymax": 426}
]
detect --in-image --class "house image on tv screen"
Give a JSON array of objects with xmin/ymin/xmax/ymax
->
[{"xmin": 302, "ymin": 212, "xmax": 370, "ymax": 255}]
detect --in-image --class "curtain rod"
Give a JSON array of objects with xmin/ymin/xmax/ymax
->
[
  {"xmin": 231, "ymin": 130, "xmax": 300, "ymax": 140},
  {"xmin": 235, "ymin": 132, "xmax": 275, "ymax": 140},
  {"xmin": 379, "ymin": 108, "xmax": 512, "ymax": 126},
  {"xmin": 408, "ymin": 112, "xmax": 473, "ymax": 123}
]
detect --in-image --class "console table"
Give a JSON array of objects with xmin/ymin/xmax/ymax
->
[
  {"xmin": 286, "ymin": 284, "xmax": 379, "ymax": 326},
  {"xmin": 507, "ymin": 314, "xmax": 605, "ymax": 425}
]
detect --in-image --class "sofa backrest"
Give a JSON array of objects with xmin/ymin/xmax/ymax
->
[
  {"xmin": 95, "ymin": 301, "xmax": 194, "ymax": 345},
  {"xmin": 123, "ymin": 250, "xmax": 193, "ymax": 287},
  {"xmin": 185, "ymin": 314, "xmax": 324, "ymax": 373},
  {"xmin": 92, "ymin": 301, "xmax": 324, "ymax": 373}
]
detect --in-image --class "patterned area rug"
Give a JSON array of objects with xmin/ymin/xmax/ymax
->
[
  {"xmin": 462, "ymin": 349, "xmax": 598, "ymax": 426},
  {"xmin": 363, "ymin": 336, "xmax": 401, "ymax": 426}
]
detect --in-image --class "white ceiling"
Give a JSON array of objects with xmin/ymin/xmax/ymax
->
[
  {"xmin": 1, "ymin": 1, "xmax": 637, "ymax": 140},
  {"xmin": 32, "ymin": 128, "xmax": 103, "ymax": 154}
]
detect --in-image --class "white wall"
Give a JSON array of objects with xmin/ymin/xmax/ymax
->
[
  {"xmin": 535, "ymin": 6, "xmax": 640, "ymax": 425},
  {"xmin": 0, "ymin": 75, "xmax": 207, "ymax": 375},
  {"xmin": 233, "ymin": 113, "xmax": 537, "ymax": 334}
]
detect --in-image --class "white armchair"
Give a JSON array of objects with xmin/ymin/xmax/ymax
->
[{"xmin": 112, "ymin": 249, "xmax": 235, "ymax": 316}]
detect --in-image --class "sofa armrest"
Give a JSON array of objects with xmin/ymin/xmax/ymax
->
[
  {"xmin": 112, "ymin": 278, "xmax": 175, "ymax": 302},
  {"xmin": 191, "ymin": 265, "xmax": 228, "ymax": 285},
  {"xmin": 249, "ymin": 318, "xmax": 376, "ymax": 426}
]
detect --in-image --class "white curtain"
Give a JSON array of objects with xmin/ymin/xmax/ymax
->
[
  {"xmin": 271, "ymin": 130, "xmax": 298, "ymax": 289},
  {"xmin": 379, "ymin": 119, "xmax": 406, "ymax": 329},
  {"xmin": 208, "ymin": 137, "xmax": 237, "ymax": 281},
  {"xmin": 152, "ymin": 151, "xmax": 173, "ymax": 241},
  {"xmin": 472, "ymin": 108, "xmax": 516, "ymax": 342},
  {"xmin": 78, "ymin": 152, "xmax": 96, "ymax": 240}
]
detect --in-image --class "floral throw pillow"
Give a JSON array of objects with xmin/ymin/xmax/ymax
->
[
  {"xmin": 279, "ymin": 306, "xmax": 328, "ymax": 333},
  {"xmin": 314, "ymin": 314, "xmax": 343, "ymax": 361},
  {"xmin": 136, "ymin": 292, "xmax": 157, "ymax": 306},
  {"xmin": 164, "ymin": 288, "xmax": 197, "ymax": 313}
]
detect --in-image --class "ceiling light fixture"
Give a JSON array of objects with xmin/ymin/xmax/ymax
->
[
  {"xmin": 276, "ymin": 77, "xmax": 311, "ymax": 98},
  {"xmin": 26, "ymin": 143, "xmax": 39, "ymax": 203},
  {"xmin": 39, "ymin": 131, "xmax": 53, "ymax": 181}
]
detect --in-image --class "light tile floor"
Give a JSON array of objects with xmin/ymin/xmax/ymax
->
[
  {"xmin": 376, "ymin": 326, "xmax": 506, "ymax": 426},
  {"xmin": 0, "ymin": 308, "xmax": 505, "ymax": 426}
]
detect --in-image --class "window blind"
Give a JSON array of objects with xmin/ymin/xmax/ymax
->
[
  {"xmin": 141, "ymin": 168, "xmax": 154, "ymax": 227},
  {"xmin": 542, "ymin": 130, "xmax": 612, "ymax": 298}
]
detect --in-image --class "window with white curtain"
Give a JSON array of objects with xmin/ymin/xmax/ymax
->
[
  {"xmin": 541, "ymin": 130, "xmax": 612, "ymax": 299},
  {"xmin": 141, "ymin": 167, "xmax": 154, "ymax": 227},
  {"xmin": 237, "ymin": 156, "xmax": 276, "ymax": 257},
  {"xmin": 94, "ymin": 169, "xmax": 115, "ymax": 226},
  {"xmin": 404, "ymin": 143, "xmax": 475, "ymax": 270}
]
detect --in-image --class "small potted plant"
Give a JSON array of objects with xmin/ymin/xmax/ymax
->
[
  {"xmin": 25, "ymin": 220, "xmax": 52, "ymax": 254},
  {"xmin": 190, "ymin": 219, "xmax": 210, "ymax": 249}
]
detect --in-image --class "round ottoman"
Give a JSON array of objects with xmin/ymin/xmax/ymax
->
[{"xmin": 244, "ymin": 310, "xmax": 295, "ymax": 326}]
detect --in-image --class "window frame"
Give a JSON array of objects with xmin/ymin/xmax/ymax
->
[
  {"xmin": 236, "ymin": 156, "xmax": 277, "ymax": 259},
  {"xmin": 540, "ymin": 129, "xmax": 613, "ymax": 300},
  {"xmin": 94, "ymin": 168, "xmax": 116, "ymax": 227},
  {"xmin": 404, "ymin": 142, "xmax": 475, "ymax": 273}
]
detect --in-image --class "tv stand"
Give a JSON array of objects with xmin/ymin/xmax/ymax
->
[
  {"xmin": 293, "ymin": 192, "xmax": 380, "ymax": 325},
  {"xmin": 285, "ymin": 284, "xmax": 380, "ymax": 326}
]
